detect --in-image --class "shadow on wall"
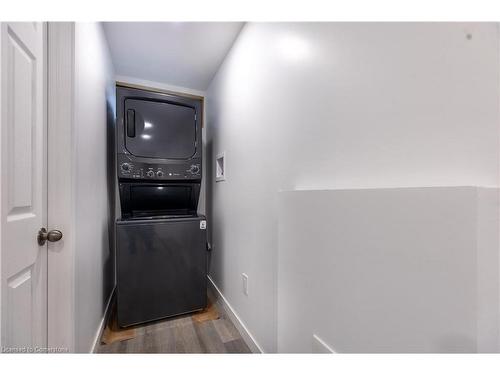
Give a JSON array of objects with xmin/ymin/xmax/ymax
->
[
  {"xmin": 104, "ymin": 90, "xmax": 116, "ymax": 303},
  {"xmin": 206, "ymin": 138, "xmax": 214, "ymax": 276}
]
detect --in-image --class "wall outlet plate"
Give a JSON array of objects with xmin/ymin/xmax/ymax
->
[
  {"xmin": 242, "ymin": 273, "xmax": 248, "ymax": 296},
  {"xmin": 216, "ymin": 152, "xmax": 226, "ymax": 182}
]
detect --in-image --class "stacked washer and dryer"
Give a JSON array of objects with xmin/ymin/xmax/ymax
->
[{"xmin": 115, "ymin": 86, "xmax": 207, "ymax": 327}]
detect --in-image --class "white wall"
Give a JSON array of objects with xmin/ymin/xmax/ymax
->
[
  {"xmin": 206, "ymin": 23, "xmax": 500, "ymax": 352},
  {"xmin": 73, "ymin": 23, "xmax": 115, "ymax": 353},
  {"xmin": 278, "ymin": 187, "xmax": 499, "ymax": 353}
]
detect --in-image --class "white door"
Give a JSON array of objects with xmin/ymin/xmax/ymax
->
[{"xmin": 0, "ymin": 22, "xmax": 48, "ymax": 352}]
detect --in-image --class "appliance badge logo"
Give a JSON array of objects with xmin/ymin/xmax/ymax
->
[{"xmin": 200, "ymin": 220, "xmax": 207, "ymax": 230}]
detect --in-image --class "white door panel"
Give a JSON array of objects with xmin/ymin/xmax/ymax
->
[{"xmin": 1, "ymin": 22, "xmax": 47, "ymax": 351}]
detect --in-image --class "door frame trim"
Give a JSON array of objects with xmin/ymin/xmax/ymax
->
[
  {"xmin": 0, "ymin": 21, "xmax": 3, "ymax": 348},
  {"xmin": 47, "ymin": 22, "xmax": 76, "ymax": 352}
]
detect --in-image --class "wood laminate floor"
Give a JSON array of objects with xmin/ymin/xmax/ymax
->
[{"xmin": 96, "ymin": 300, "xmax": 252, "ymax": 354}]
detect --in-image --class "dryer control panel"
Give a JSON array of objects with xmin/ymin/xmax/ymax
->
[{"xmin": 118, "ymin": 154, "xmax": 201, "ymax": 181}]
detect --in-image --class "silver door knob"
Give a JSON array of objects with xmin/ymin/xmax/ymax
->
[{"xmin": 37, "ymin": 228, "xmax": 63, "ymax": 246}]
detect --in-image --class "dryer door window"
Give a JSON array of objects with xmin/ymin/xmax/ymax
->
[{"xmin": 124, "ymin": 98, "xmax": 197, "ymax": 160}]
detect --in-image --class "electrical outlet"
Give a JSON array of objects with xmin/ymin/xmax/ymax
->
[{"xmin": 242, "ymin": 273, "xmax": 249, "ymax": 296}]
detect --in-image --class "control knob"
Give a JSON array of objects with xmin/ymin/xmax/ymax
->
[
  {"xmin": 190, "ymin": 165, "xmax": 200, "ymax": 174},
  {"xmin": 146, "ymin": 170, "xmax": 155, "ymax": 178},
  {"xmin": 156, "ymin": 171, "xmax": 164, "ymax": 178},
  {"xmin": 120, "ymin": 163, "xmax": 131, "ymax": 172}
]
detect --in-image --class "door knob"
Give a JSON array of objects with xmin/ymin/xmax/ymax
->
[{"xmin": 37, "ymin": 228, "xmax": 63, "ymax": 246}]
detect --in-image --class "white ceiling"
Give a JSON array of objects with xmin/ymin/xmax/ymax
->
[{"xmin": 103, "ymin": 22, "xmax": 244, "ymax": 91}]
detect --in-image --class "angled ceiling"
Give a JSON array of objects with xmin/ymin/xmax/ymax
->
[{"xmin": 103, "ymin": 22, "xmax": 244, "ymax": 91}]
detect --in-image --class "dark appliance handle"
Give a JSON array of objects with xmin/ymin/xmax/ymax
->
[{"xmin": 126, "ymin": 109, "xmax": 136, "ymax": 137}]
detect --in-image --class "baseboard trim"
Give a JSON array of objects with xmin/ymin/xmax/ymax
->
[
  {"xmin": 90, "ymin": 287, "xmax": 115, "ymax": 353},
  {"xmin": 207, "ymin": 275, "xmax": 264, "ymax": 353}
]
